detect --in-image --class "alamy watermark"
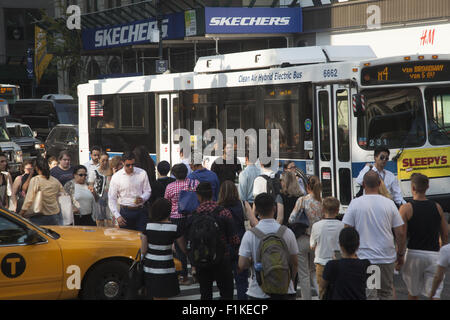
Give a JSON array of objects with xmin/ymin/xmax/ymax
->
[
  {"xmin": 66, "ymin": 5, "xmax": 81, "ymax": 30},
  {"xmin": 174, "ymin": 121, "xmax": 279, "ymax": 166}
]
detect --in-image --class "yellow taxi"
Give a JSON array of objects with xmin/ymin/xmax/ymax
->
[{"xmin": 0, "ymin": 208, "xmax": 141, "ymax": 300}]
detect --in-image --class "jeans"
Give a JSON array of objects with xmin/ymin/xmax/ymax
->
[
  {"xmin": 232, "ymin": 260, "xmax": 249, "ymax": 300},
  {"xmin": 197, "ymin": 257, "xmax": 234, "ymax": 300},
  {"xmin": 30, "ymin": 213, "xmax": 61, "ymax": 226},
  {"xmin": 119, "ymin": 206, "xmax": 148, "ymax": 232},
  {"xmin": 171, "ymin": 217, "xmax": 188, "ymax": 277},
  {"xmin": 296, "ymin": 234, "xmax": 319, "ymax": 300}
]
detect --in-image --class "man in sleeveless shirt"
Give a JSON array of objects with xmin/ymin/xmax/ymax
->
[{"xmin": 399, "ymin": 173, "xmax": 448, "ymax": 300}]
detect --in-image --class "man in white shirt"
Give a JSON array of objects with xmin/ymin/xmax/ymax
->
[
  {"xmin": 251, "ymin": 160, "xmax": 283, "ymax": 226},
  {"xmin": 84, "ymin": 146, "xmax": 101, "ymax": 183},
  {"xmin": 108, "ymin": 151, "xmax": 151, "ymax": 232},
  {"xmin": 356, "ymin": 147, "xmax": 406, "ymax": 207},
  {"xmin": 238, "ymin": 193, "xmax": 299, "ymax": 300},
  {"xmin": 343, "ymin": 170, "xmax": 406, "ymax": 300}
]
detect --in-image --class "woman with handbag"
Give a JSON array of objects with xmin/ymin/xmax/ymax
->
[
  {"xmin": 276, "ymin": 171, "xmax": 304, "ymax": 226},
  {"xmin": 288, "ymin": 175, "xmax": 323, "ymax": 300},
  {"xmin": 89, "ymin": 152, "xmax": 113, "ymax": 227},
  {"xmin": 141, "ymin": 198, "xmax": 185, "ymax": 299},
  {"xmin": 164, "ymin": 163, "xmax": 199, "ymax": 285},
  {"xmin": 64, "ymin": 165, "xmax": 97, "ymax": 226},
  {"xmin": 19, "ymin": 157, "xmax": 65, "ymax": 225}
]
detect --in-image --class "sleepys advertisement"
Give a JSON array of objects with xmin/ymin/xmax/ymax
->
[{"xmin": 397, "ymin": 147, "xmax": 450, "ymax": 180}]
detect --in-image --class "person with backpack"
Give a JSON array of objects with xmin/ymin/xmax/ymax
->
[
  {"xmin": 218, "ymin": 180, "xmax": 249, "ymax": 300},
  {"xmin": 289, "ymin": 175, "xmax": 323, "ymax": 300},
  {"xmin": 164, "ymin": 163, "xmax": 199, "ymax": 285},
  {"xmin": 182, "ymin": 182, "xmax": 241, "ymax": 300},
  {"xmin": 238, "ymin": 193, "xmax": 299, "ymax": 300},
  {"xmin": 252, "ymin": 160, "xmax": 283, "ymax": 226}
]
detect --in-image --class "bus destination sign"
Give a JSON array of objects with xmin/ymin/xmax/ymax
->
[{"xmin": 361, "ymin": 61, "xmax": 450, "ymax": 85}]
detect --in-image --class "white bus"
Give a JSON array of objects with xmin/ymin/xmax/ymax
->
[
  {"xmin": 78, "ymin": 46, "xmax": 450, "ymax": 212},
  {"xmin": 0, "ymin": 84, "xmax": 20, "ymax": 105}
]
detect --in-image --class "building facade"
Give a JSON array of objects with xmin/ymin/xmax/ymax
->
[{"xmin": 2, "ymin": 0, "xmax": 450, "ymax": 96}]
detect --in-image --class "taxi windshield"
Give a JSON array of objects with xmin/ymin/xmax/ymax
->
[{"xmin": 7, "ymin": 210, "xmax": 60, "ymax": 239}]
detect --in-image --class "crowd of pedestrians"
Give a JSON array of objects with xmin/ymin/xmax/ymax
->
[{"xmin": 1, "ymin": 144, "xmax": 449, "ymax": 301}]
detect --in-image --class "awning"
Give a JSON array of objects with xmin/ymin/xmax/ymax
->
[{"xmin": 81, "ymin": 0, "xmax": 207, "ymax": 29}]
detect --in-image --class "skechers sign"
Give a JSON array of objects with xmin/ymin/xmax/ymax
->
[
  {"xmin": 82, "ymin": 12, "xmax": 184, "ymax": 50},
  {"xmin": 205, "ymin": 7, "xmax": 302, "ymax": 34}
]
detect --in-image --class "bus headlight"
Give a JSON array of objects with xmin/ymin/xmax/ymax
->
[{"xmin": 15, "ymin": 151, "xmax": 23, "ymax": 163}]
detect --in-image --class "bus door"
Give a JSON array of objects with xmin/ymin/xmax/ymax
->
[
  {"xmin": 315, "ymin": 85, "xmax": 335, "ymax": 199},
  {"xmin": 315, "ymin": 84, "xmax": 353, "ymax": 206},
  {"xmin": 333, "ymin": 85, "xmax": 353, "ymax": 207},
  {"xmin": 158, "ymin": 94, "xmax": 180, "ymax": 165}
]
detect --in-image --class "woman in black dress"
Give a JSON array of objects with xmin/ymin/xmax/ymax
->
[{"xmin": 141, "ymin": 198, "xmax": 185, "ymax": 300}]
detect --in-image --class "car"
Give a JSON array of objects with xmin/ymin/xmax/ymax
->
[
  {"xmin": 0, "ymin": 207, "xmax": 141, "ymax": 299},
  {"xmin": 6, "ymin": 122, "xmax": 45, "ymax": 161},
  {"xmin": 45, "ymin": 124, "xmax": 79, "ymax": 164},
  {"xmin": 9, "ymin": 97, "xmax": 78, "ymax": 141}
]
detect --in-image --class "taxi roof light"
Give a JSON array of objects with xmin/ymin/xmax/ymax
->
[{"xmin": 404, "ymin": 56, "xmax": 411, "ymax": 61}]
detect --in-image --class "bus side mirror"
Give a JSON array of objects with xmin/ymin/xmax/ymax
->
[{"xmin": 352, "ymin": 94, "xmax": 366, "ymax": 117}]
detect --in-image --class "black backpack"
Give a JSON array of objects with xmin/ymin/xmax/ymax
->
[
  {"xmin": 260, "ymin": 173, "xmax": 282, "ymax": 200},
  {"xmin": 186, "ymin": 206, "xmax": 225, "ymax": 268}
]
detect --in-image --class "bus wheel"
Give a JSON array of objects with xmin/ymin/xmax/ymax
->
[{"xmin": 81, "ymin": 261, "xmax": 130, "ymax": 300}]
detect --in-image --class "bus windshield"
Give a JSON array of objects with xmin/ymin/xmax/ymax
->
[
  {"xmin": 425, "ymin": 86, "xmax": 450, "ymax": 145},
  {"xmin": 0, "ymin": 86, "xmax": 19, "ymax": 105},
  {"xmin": 357, "ymin": 88, "xmax": 426, "ymax": 149}
]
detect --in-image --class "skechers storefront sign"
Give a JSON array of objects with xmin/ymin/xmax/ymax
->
[
  {"xmin": 82, "ymin": 12, "xmax": 184, "ymax": 50},
  {"xmin": 205, "ymin": 7, "xmax": 302, "ymax": 34}
]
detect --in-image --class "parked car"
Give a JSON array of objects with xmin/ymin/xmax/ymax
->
[
  {"xmin": 0, "ymin": 100, "xmax": 22, "ymax": 174},
  {"xmin": 45, "ymin": 124, "xmax": 79, "ymax": 164},
  {"xmin": 9, "ymin": 96, "xmax": 78, "ymax": 141},
  {"xmin": 0, "ymin": 207, "xmax": 140, "ymax": 299},
  {"xmin": 6, "ymin": 122, "xmax": 45, "ymax": 161}
]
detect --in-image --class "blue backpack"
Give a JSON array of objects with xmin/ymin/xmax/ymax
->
[{"xmin": 178, "ymin": 179, "xmax": 199, "ymax": 216}]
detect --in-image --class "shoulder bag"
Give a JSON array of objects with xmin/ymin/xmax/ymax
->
[
  {"xmin": 125, "ymin": 249, "xmax": 145, "ymax": 299},
  {"xmin": 288, "ymin": 197, "xmax": 310, "ymax": 238},
  {"xmin": 178, "ymin": 179, "xmax": 199, "ymax": 216}
]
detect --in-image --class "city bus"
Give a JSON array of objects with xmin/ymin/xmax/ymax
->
[
  {"xmin": 0, "ymin": 84, "xmax": 20, "ymax": 104},
  {"xmin": 77, "ymin": 46, "xmax": 450, "ymax": 212}
]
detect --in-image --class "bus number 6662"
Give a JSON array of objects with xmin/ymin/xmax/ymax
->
[{"xmin": 323, "ymin": 69, "xmax": 338, "ymax": 78}]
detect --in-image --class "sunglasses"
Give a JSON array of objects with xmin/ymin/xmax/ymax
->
[
  {"xmin": 379, "ymin": 155, "xmax": 389, "ymax": 161},
  {"xmin": 125, "ymin": 163, "xmax": 135, "ymax": 167},
  {"xmin": 77, "ymin": 174, "xmax": 87, "ymax": 177}
]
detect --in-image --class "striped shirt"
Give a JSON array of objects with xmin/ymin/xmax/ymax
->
[
  {"xmin": 143, "ymin": 222, "xmax": 181, "ymax": 275},
  {"xmin": 164, "ymin": 178, "xmax": 199, "ymax": 219}
]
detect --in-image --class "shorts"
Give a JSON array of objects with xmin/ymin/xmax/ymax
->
[{"xmin": 402, "ymin": 249, "xmax": 444, "ymax": 299}]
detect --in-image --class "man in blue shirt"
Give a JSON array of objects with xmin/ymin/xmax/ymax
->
[
  {"xmin": 188, "ymin": 154, "xmax": 220, "ymax": 201},
  {"xmin": 238, "ymin": 150, "xmax": 260, "ymax": 205}
]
